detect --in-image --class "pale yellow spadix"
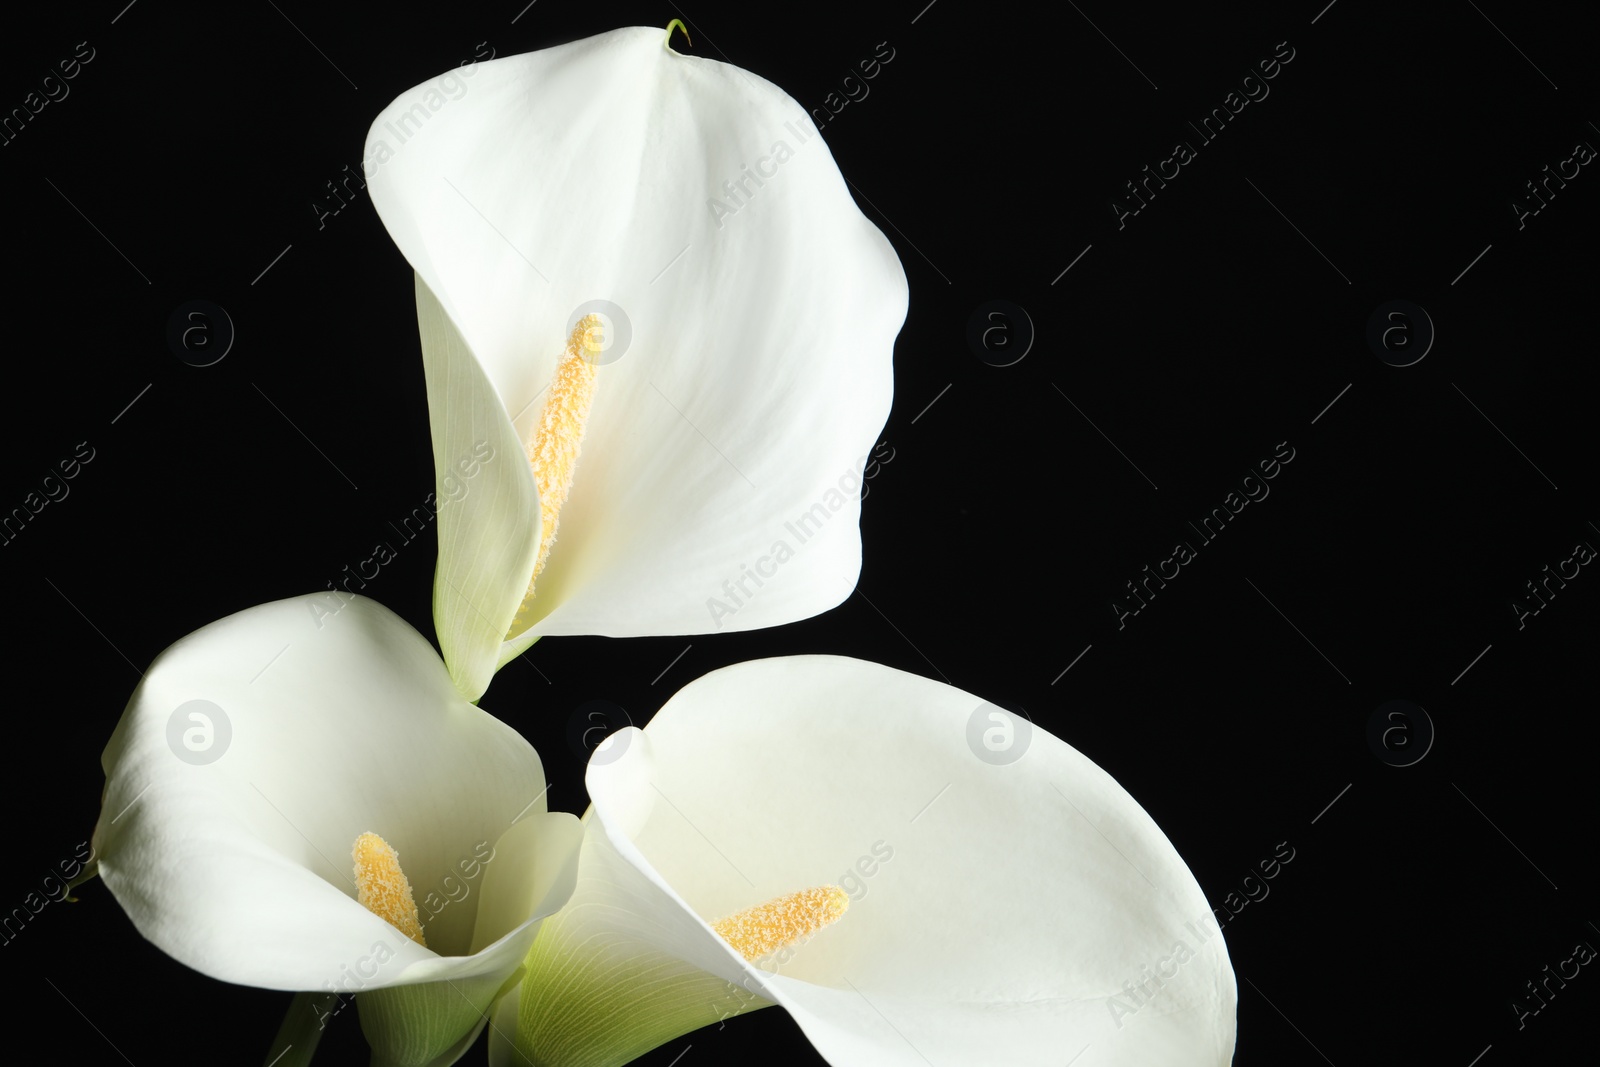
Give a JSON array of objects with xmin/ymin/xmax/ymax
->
[
  {"xmin": 711, "ymin": 885, "xmax": 849, "ymax": 961},
  {"xmin": 491, "ymin": 656, "xmax": 1238, "ymax": 1067},
  {"xmin": 86, "ymin": 593, "xmax": 583, "ymax": 1067},
  {"xmin": 352, "ymin": 832, "xmax": 427, "ymax": 947},
  {"xmin": 511, "ymin": 315, "xmax": 603, "ymax": 634},
  {"xmin": 366, "ymin": 24, "xmax": 908, "ymax": 705}
]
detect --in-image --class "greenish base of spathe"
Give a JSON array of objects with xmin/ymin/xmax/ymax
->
[
  {"xmin": 507, "ymin": 909, "xmax": 773, "ymax": 1067},
  {"xmin": 359, "ymin": 970, "xmax": 522, "ymax": 1067}
]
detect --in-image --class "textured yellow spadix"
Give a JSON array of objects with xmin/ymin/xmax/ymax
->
[
  {"xmin": 352, "ymin": 832, "xmax": 427, "ymax": 947},
  {"xmin": 509, "ymin": 314, "xmax": 604, "ymax": 633},
  {"xmin": 711, "ymin": 885, "xmax": 850, "ymax": 961}
]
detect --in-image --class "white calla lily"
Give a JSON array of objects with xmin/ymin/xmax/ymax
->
[
  {"xmin": 89, "ymin": 593, "xmax": 581, "ymax": 1067},
  {"xmin": 364, "ymin": 26, "xmax": 908, "ymax": 701},
  {"xmin": 492, "ymin": 656, "xmax": 1237, "ymax": 1067}
]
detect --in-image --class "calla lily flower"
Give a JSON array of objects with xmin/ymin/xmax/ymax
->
[
  {"xmin": 491, "ymin": 656, "xmax": 1237, "ymax": 1067},
  {"xmin": 89, "ymin": 593, "xmax": 581, "ymax": 1067},
  {"xmin": 364, "ymin": 25, "xmax": 908, "ymax": 701}
]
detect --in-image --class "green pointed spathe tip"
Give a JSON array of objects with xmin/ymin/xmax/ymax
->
[{"xmin": 664, "ymin": 19, "xmax": 691, "ymax": 52}]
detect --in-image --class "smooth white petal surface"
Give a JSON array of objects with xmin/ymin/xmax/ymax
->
[
  {"xmin": 92, "ymin": 593, "xmax": 572, "ymax": 996},
  {"xmin": 504, "ymin": 657, "xmax": 1236, "ymax": 1067},
  {"xmin": 367, "ymin": 28, "xmax": 906, "ymax": 662}
]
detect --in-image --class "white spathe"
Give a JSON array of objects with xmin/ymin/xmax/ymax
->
[
  {"xmin": 91, "ymin": 593, "xmax": 580, "ymax": 1066},
  {"xmin": 365, "ymin": 27, "xmax": 907, "ymax": 701},
  {"xmin": 493, "ymin": 656, "xmax": 1237, "ymax": 1067}
]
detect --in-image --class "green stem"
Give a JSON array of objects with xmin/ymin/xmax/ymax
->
[
  {"xmin": 663, "ymin": 19, "xmax": 692, "ymax": 52},
  {"xmin": 263, "ymin": 991, "xmax": 333, "ymax": 1067}
]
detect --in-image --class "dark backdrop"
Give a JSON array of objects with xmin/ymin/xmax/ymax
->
[{"xmin": 2, "ymin": 1, "xmax": 1595, "ymax": 1064}]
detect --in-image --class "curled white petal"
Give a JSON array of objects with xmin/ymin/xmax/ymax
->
[
  {"xmin": 92, "ymin": 594, "xmax": 577, "ymax": 1001},
  {"xmin": 366, "ymin": 27, "xmax": 907, "ymax": 691},
  {"xmin": 502, "ymin": 656, "xmax": 1236, "ymax": 1067}
]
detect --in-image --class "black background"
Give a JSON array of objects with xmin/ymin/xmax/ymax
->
[{"xmin": 2, "ymin": 1, "xmax": 1596, "ymax": 1064}]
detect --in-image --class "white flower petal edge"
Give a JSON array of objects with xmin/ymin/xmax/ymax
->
[
  {"xmin": 366, "ymin": 27, "xmax": 907, "ymax": 691},
  {"xmin": 492, "ymin": 656, "xmax": 1237, "ymax": 1067},
  {"xmin": 91, "ymin": 594, "xmax": 580, "ymax": 1066},
  {"xmin": 415, "ymin": 277, "xmax": 542, "ymax": 702}
]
